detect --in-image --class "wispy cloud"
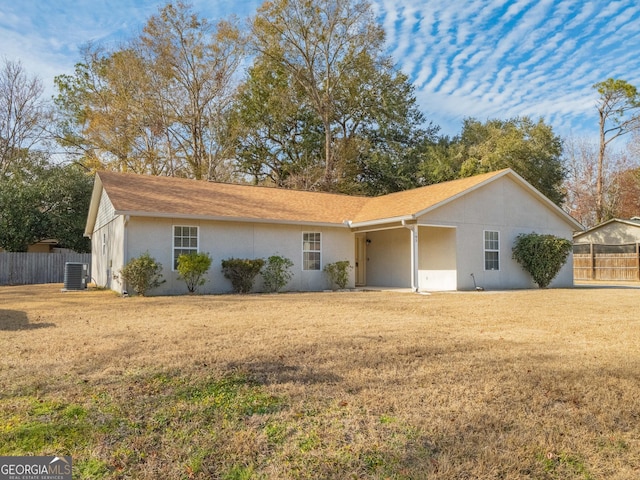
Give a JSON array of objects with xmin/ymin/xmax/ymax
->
[{"xmin": 0, "ymin": 0, "xmax": 638, "ymax": 140}]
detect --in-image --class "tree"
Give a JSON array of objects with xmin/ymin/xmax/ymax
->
[
  {"xmin": 512, "ymin": 233, "xmax": 572, "ymax": 288},
  {"xmin": 0, "ymin": 163, "xmax": 50, "ymax": 251},
  {"xmin": 456, "ymin": 117, "xmax": 566, "ymax": 205},
  {"xmin": 0, "ymin": 59, "xmax": 50, "ymax": 176},
  {"xmin": 54, "ymin": 3, "xmax": 244, "ymax": 180},
  {"xmin": 247, "ymin": 0, "xmax": 437, "ymax": 193},
  {"xmin": 0, "ymin": 162, "xmax": 93, "ymax": 252},
  {"xmin": 140, "ymin": 2, "xmax": 244, "ymax": 180},
  {"xmin": 42, "ymin": 165, "xmax": 94, "ymax": 253},
  {"xmin": 593, "ymin": 78, "xmax": 640, "ymax": 223},
  {"xmin": 232, "ymin": 57, "xmax": 324, "ymax": 188},
  {"xmin": 562, "ymin": 135, "xmax": 599, "ymax": 227},
  {"xmin": 251, "ymin": 0, "xmax": 386, "ymax": 190}
]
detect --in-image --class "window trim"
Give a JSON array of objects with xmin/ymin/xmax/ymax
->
[
  {"xmin": 483, "ymin": 230, "xmax": 500, "ymax": 271},
  {"xmin": 173, "ymin": 225, "xmax": 200, "ymax": 270},
  {"xmin": 302, "ymin": 231, "xmax": 322, "ymax": 271}
]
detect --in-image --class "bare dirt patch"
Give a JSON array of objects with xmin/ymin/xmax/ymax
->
[{"xmin": 1, "ymin": 284, "xmax": 639, "ymax": 479}]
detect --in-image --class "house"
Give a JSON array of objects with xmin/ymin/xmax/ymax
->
[
  {"xmin": 573, "ymin": 217, "xmax": 640, "ymax": 246},
  {"xmin": 573, "ymin": 217, "xmax": 640, "ymax": 282},
  {"xmin": 84, "ymin": 168, "xmax": 583, "ymax": 294}
]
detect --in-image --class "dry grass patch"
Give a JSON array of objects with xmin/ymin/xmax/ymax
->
[{"xmin": 1, "ymin": 285, "xmax": 639, "ymax": 479}]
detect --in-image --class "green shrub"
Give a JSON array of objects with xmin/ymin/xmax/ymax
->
[
  {"xmin": 119, "ymin": 252, "xmax": 165, "ymax": 296},
  {"xmin": 177, "ymin": 252, "xmax": 213, "ymax": 293},
  {"xmin": 512, "ymin": 233, "xmax": 572, "ymax": 288},
  {"xmin": 221, "ymin": 258, "xmax": 265, "ymax": 294},
  {"xmin": 262, "ymin": 255, "xmax": 294, "ymax": 293},
  {"xmin": 323, "ymin": 260, "xmax": 352, "ymax": 290}
]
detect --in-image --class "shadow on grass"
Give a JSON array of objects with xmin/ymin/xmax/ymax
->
[
  {"xmin": 0, "ymin": 310, "xmax": 55, "ymax": 331},
  {"xmin": 227, "ymin": 360, "xmax": 343, "ymax": 386}
]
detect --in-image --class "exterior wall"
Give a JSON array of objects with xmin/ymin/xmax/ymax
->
[
  {"xmin": 123, "ymin": 217, "xmax": 354, "ymax": 295},
  {"xmin": 419, "ymin": 175, "xmax": 576, "ymax": 290},
  {"xmin": 574, "ymin": 222, "xmax": 640, "ymax": 244},
  {"xmin": 365, "ymin": 228, "xmax": 411, "ymax": 287},
  {"xmin": 418, "ymin": 226, "xmax": 457, "ymax": 291},
  {"xmin": 90, "ymin": 215, "xmax": 125, "ymax": 290}
]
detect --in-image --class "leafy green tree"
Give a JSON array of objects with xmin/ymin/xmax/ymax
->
[
  {"xmin": 0, "ymin": 166, "xmax": 50, "ymax": 251},
  {"xmin": 593, "ymin": 78, "xmax": 640, "ymax": 223},
  {"xmin": 0, "ymin": 162, "xmax": 92, "ymax": 252},
  {"xmin": 512, "ymin": 233, "xmax": 572, "ymax": 288},
  {"xmin": 177, "ymin": 252, "xmax": 213, "ymax": 293},
  {"xmin": 262, "ymin": 255, "xmax": 294, "ymax": 292},
  {"xmin": 232, "ymin": 58, "xmax": 324, "ymax": 188},
  {"xmin": 455, "ymin": 117, "xmax": 565, "ymax": 205},
  {"xmin": 246, "ymin": 0, "xmax": 437, "ymax": 194},
  {"xmin": 120, "ymin": 252, "xmax": 165, "ymax": 296}
]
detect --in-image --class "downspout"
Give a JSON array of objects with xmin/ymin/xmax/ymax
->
[
  {"xmin": 402, "ymin": 219, "xmax": 419, "ymax": 292},
  {"xmin": 122, "ymin": 215, "xmax": 130, "ymax": 294}
]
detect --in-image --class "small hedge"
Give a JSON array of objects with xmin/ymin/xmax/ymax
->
[
  {"xmin": 221, "ymin": 258, "xmax": 265, "ymax": 294},
  {"xmin": 262, "ymin": 255, "xmax": 294, "ymax": 293},
  {"xmin": 177, "ymin": 252, "xmax": 212, "ymax": 293},
  {"xmin": 323, "ymin": 260, "xmax": 352, "ymax": 290},
  {"xmin": 119, "ymin": 252, "xmax": 165, "ymax": 296}
]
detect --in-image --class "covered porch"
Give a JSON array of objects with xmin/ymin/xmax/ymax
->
[{"xmin": 352, "ymin": 222, "xmax": 458, "ymax": 292}]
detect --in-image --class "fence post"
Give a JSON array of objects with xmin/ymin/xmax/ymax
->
[
  {"xmin": 637, "ymin": 243, "xmax": 640, "ymax": 281},
  {"xmin": 590, "ymin": 243, "xmax": 595, "ymax": 280}
]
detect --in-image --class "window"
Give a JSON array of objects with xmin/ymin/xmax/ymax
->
[
  {"xmin": 173, "ymin": 226, "xmax": 198, "ymax": 269},
  {"xmin": 302, "ymin": 232, "xmax": 321, "ymax": 270},
  {"xmin": 102, "ymin": 233, "xmax": 107, "ymax": 255},
  {"xmin": 484, "ymin": 230, "xmax": 499, "ymax": 270}
]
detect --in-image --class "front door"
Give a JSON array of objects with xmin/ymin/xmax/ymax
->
[{"xmin": 355, "ymin": 234, "xmax": 366, "ymax": 286}]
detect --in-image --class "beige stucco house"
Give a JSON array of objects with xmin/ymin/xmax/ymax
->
[
  {"xmin": 573, "ymin": 218, "xmax": 640, "ymax": 245},
  {"xmin": 84, "ymin": 168, "xmax": 582, "ymax": 295}
]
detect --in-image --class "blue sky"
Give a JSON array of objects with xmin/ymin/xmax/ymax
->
[{"xmin": 1, "ymin": 0, "xmax": 639, "ymax": 141}]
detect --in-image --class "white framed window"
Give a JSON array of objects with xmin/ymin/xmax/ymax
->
[
  {"xmin": 484, "ymin": 230, "xmax": 499, "ymax": 271},
  {"xmin": 173, "ymin": 225, "xmax": 199, "ymax": 269},
  {"xmin": 102, "ymin": 233, "xmax": 107, "ymax": 255},
  {"xmin": 302, "ymin": 232, "xmax": 321, "ymax": 270}
]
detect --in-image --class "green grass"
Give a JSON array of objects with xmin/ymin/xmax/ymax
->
[{"xmin": 0, "ymin": 371, "xmax": 284, "ymax": 479}]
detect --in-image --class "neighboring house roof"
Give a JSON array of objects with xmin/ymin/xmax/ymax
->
[
  {"xmin": 573, "ymin": 218, "xmax": 640, "ymax": 241},
  {"xmin": 85, "ymin": 168, "xmax": 582, "ymax": 236}
]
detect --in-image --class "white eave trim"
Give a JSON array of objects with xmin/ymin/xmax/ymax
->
[
  {"xmin": 111, "ymin": 210, "xmax": 349, "ymax": 228},
  {"xmin": 348, "ymin": 214, "xmax": 415, "ymax": 229}
]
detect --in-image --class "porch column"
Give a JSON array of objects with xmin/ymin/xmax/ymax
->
[{"xmin": 403, "ymin": 223, "xmax": 419, "ymax": 292}]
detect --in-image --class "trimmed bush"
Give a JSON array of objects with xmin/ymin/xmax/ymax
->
[
  {"xmin": 221, "ymin": 258, "xmax": 265, "ymax": 294},
  {"xmin": 262, "ymin": 255, "xmax": 294, "ymax": 293},
  {"xmin": 177, "ymin": 252, "xmax": 212, "ymax": 293},
  {"xmin": 512, "ymin": 232, "xmax": 572, "ymax": 288},
  {"xmin": 119, "ymin": 252, "xmax": 165, "ymax": 296},
  {"xmin": 323, "ymin": 260, "xmax": 352, "ymax": 290}
]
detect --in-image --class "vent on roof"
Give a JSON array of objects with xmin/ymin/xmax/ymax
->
[{"xmin": 63, "ymin": 262, "xmax": 88, "ymax": 291}]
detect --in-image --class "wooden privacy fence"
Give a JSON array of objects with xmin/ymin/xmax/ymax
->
[
  {"xmin": 0, "ymin": 252, "xmax": 92, "ymax": 286},
  {"xmin": 573, "ymin": 243, "xmax": 640, "ymax": 282}
]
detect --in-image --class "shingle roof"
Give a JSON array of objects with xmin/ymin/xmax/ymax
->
[
  {"xmin": 89, "ymin": 167, "xmax": 584, "ymax": 235},
  {"xmin": 96, "ymin": 171, "xmax": 368, "ymax": 225},
  {"xmin": 95, "ymin": 169, "xmax": 509, "ymax": 227}
]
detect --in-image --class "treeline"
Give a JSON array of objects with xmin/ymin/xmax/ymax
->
[{"xmin": 1, "ymin": 0, "xmax": 640, "ymax": 252}]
